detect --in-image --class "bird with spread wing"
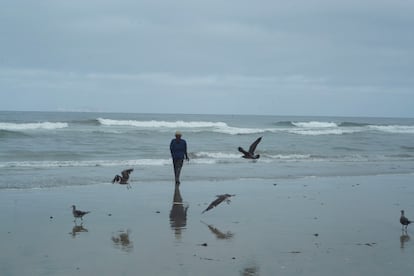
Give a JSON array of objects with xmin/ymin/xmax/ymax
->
[
  {"xmin": 238, "ymin": 137, "xmax": 262, "ymax": 159},
  {"xmin": 202, "ymin": 194, "xmax": 235, "ymax": 214},
  {"xmin": 112, "ymin": 168, "xmax": 134, "ymax": 188}
]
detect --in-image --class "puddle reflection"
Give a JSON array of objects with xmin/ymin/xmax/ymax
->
[
  {"xmin": 240, "ymin": 265, "xmax": 259, "ymax": 276},
  {"xmin": 70, "ymin": 222, "xmax": 88, "ymax": 238},
  {"xmin": 201, "ymin": 221, "xmax": 234, "ymax": 240},
  {"xmin": 400, "ymin": 230, "xmax": 410, "ymax": 249},
  {"xmin": 169, "ymin": 185, "xmax": 189, "ymax": 240},
  {"xmin": 112, "ymin": 229, "xmax": 133, "ymax": 252}
]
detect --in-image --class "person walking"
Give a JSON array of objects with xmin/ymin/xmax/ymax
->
[{"xmin": 170, "ymin": 131, "xmax": 189, "ymax": 185}]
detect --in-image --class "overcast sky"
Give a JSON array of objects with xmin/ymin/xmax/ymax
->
[{"xmin": 1, "ymin": 0, "xmax": 413, "ymax": 117}]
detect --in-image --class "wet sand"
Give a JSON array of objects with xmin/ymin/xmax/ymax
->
[{"xmin": 1, "ymin": 174, "xmax": 414, "ymax": 275}]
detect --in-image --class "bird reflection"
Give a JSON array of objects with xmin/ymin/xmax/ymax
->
[
  {"xmin": 241, "ymin": 266, "xmax": 259, "ymax": 276},
  {"xmin": 70, "ymin": 222, "xmax": 88, "ymax": 238},
  {"xmin": 400, "ymin": 230, "xmax": 410, "ymax": 249},
  {"xmin": 201, "ymin": 221, "xmax": 234, "ymax": 240},
  {"xmin": 112, "ymin": 229, "xmax": 133, "ymax": 252},
  {"xmin": 169, "ymin": 184, "xmax": 189, "ymax": 240}
]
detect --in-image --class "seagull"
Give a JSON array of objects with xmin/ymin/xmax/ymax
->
[
  {"xmin": 400, "ymin": 210, "xmax": 412, "ymax": 230},
  {"xmin": 112, "ymin": 168, "xmax": 134, "ymax": 188},
  {"xmin": 72, "ymin": 205, "xmax": 90, "ymax": 221},
  {"xmin": 202, "ymin": 194, "xmax": 235, "ymax": 214},
  {"xmin": 238, "ymin": 137, "xmax": 262, "ymax": 159}
]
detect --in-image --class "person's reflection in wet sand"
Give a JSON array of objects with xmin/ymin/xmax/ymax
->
[
  {"xmin": 112, "ymin": 229, "xmax": 133, "ymax": 252},
  {"xmin": 71, "ymin": 222, "xmax": 88, "ymax": 238},
  {"xmin": 169, "ymin": 184, "xmax": 189, "ymax": 240},
  {"xmin": 400, "ymin": 230, "xmax": 410, "ymax": 249},
  {"xmin": 201, "ymin": 221, "xmax": 234, "ymax": 240}
]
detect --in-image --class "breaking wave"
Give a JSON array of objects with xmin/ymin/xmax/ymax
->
[
  {"xmin": 339, "ymin": 122, "xmax": 370, "ymax": 127},
  {"xmin": 292, "ymin": 121, "xmax": 338, "ymax": 128},
  {"xmin": 97, "ymin": 118, "xmax": 269, "ymax": 135},
  {"xmin": 282, "ymin": 120, "xmax": 360, "ymax": 135},
  {"xmin": 288, "ymin": 128, "xmax": 361, "ymax": 136},
  {"xmin": 3, "ymin": 118, "xmax": 411, "ymax": 136},
  {"xmin": 0, "ymin": 121, "xmax": 68, "ymax": 131},
  {"xmin": 275, "ymin": 120, "xmax": 414, "ymax": 135},
  {"xmin": 96, "ymin": 118, "xmax": 414, "ymax": 135},
  {"xmin": 97, "ymin": 118, "xmax": 228, "ymax": 129},
  {"xmin": 368, "ymin": 125, "xmax": 414, "ymax": 134}
]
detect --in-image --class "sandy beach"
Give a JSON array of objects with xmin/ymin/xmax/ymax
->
[{"xmin": 0, "ymin": 173, "xmax": 413, "ymax": 275}]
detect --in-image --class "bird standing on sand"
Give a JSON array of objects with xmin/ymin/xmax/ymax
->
[
  {"xmin": 72, "ymin": 205, "xmax": 90, "ymax": 221},
  {"xmin": 112, "ymin": 168, "xmax": 134, "ymax": 188},
  {"xmin": 400, "ymin": 210, "xmax": 412, "ymax": 230},
  {"xmin": 202, "ymin": 194, "xmax": 235, "ymax": 213},
  {"xmin": 238, "ymin": 137, "xmax": 262, "ymax": 159}
]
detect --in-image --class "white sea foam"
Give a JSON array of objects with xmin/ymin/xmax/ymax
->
[
  {"xmin": 291, "ymin": 121, "xmax": 414, "ymax": 135},
  {"xmin": 97, "ymin": 118, "xmax": 271, "ymax": 135},
  {"xmin": 265, "ymin": 154, "xmax": 312, "ymax": 160},
  {"xmin": 368, "ymin": 125, "xmax": 414, "ymax": 134},
  {"xmin": 213, "ymin": 126, "xmax": 270, "ymax": 135},
  {"xmin": 287, "ymin": 121, "xmax": 365, "ymax": 135},
  {"xmin": 98, "ymin": 118, "xmax": 227, "ymax": 129},
  {"xmin": 0, "ymin": 152, "xmax": 318, "ymax": 168},
  {"xmin": 194, "ymin": 151, "xmax": 241, "ymax": 159},
  {"xmin": 292, "ymin": 121, "xmax": 338, "ymax": 128},
  {"xmin": 190, "ymin": 159, "xmax": 219, "ymax": 165},
  {"xmin": 0, "ymin": 159, "xmax": 171, "ymax": 168},
  {"xmin": 193, "ymin": 151, "xmax": 315, "ymax": 162},
  {"xmin": 288, "ymin": 128, "xmax": 360, "ymax": 136},
  {"xmin": 97, "ymin": 118, "xmax": 414, "ymax": 135},
  {"xmin": 0, "ymin": 122, "xmax": 68, "ymax": 131}
]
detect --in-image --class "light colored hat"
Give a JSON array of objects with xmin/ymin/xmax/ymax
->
[{"xmin": 175, "ymin": 131, "xmax": 182, "ymax": 136}]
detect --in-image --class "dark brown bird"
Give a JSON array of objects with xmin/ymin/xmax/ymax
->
[
  {"xmin": 202, "ymin": 194, "xmax": 235, "ymax": 214},
  {"xmin": 238, "ymin": 137, "xmax": 262, "ymax": 159},
  {"xmin": 400, "ymin": 210, "xmax": 412, "ymax": 230},
  {"xmin": 112, "ymin": 168, "xmax": 134, "ymax": 188},
  {"xmin": 72, "ymin": 205, "xmax": 90, "ymax": 221}
]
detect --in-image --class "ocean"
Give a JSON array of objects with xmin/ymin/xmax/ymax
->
[{"xmin": 1, "ymin": 111, "xmax": 414, "ymax": 189}]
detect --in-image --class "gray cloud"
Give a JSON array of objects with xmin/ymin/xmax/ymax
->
[{"xmin": 1, "ymin": 0, "xmax": 413, "ymax": 117}]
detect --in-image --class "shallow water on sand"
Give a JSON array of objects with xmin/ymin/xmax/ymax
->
[
  {"xmin": 2, "ymin": 112, "xmax": 414, "ymax": 274},
  {"xmin": 1, "ymin": 174, "xmax": 414, "ymax": 275}
]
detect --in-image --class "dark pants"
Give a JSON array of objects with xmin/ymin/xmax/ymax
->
[{"xmin": 173, "ymin": 159, "xmax": 184, "ymax": 184}]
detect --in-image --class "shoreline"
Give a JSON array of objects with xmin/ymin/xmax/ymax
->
[{"xmin": 1, "ymin": 174, "xmax": 414, "ymax": 275}]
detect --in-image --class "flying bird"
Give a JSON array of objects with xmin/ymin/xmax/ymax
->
[
  {"xmin": 400, "ymin": 210, "xmax": 412, "ymax": 230},
  {"xmin": 72, "ymin": 205, "xmax": 90, "ymax": 221},
  {"xmin": 238, "ymin": 137, "xmax": 262, "ymax": 159},
  {"xmin": 202, "ymin": 194, "xmax": 235, "ymax": 214},
  {"xmin": 112, "ymin": 168, "xmax": 134, "ymax": 188}
]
